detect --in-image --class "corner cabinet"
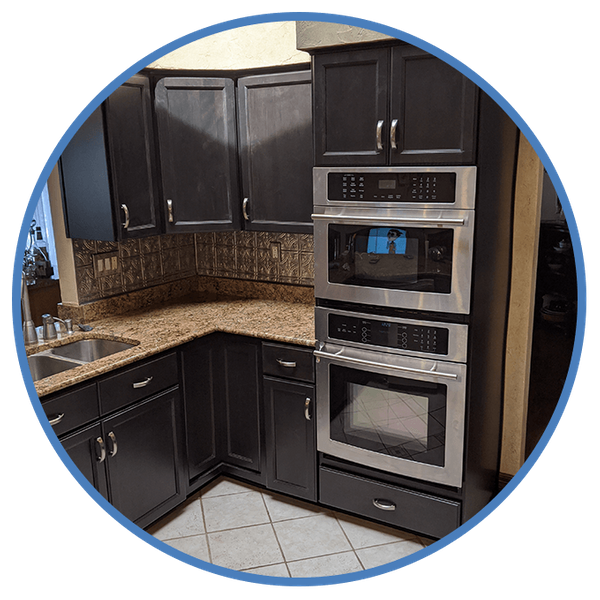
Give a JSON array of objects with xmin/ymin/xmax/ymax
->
[
  {"xmin": 237, "ymin": 71, "xmax": 313, "ymax": 233},
  {"xmin": 59, "ymin": 74, "xmax": 162, "ymax": 241},
  {"xmin": 154, "ymin": 77, "xmax": 240, "ymax": 233},
  {"xmin": 313, "ymin": 44, "xmax": 478, "ymax": 166}
]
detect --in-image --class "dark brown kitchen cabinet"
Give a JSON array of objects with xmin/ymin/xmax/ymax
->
[
  {"xmin": 102, "ymin": 388, "xmax": 184, "ymax": 526},
  {"xmin": 59, "ymin": 74, "xmax": 162, "ymax": 241},
  {"xmin": 264, "ymin": 378, "xmax": 316, "ymax": 501},
  {"xmin": 181, "ymin": 334, "xmax": 264, "ymax": 490},
  {"xmin": 237, "ymin": 71, "xmax": 313, "ymax": 233},
  {"xmin": 44, "ymin": 352, "xmax": 185, "ymax": 529},
  {"xmin": 154, "ymin": 77, "xmax": 240, "ymax": 233},
  {"xmin": 313, "ymin": 44, "xmax": 478, "ymax": 166}
]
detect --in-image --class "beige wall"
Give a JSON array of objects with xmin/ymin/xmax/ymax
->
[{"xmin": 146, "ymin": 22, "xmax": 309, "ymax": 70}]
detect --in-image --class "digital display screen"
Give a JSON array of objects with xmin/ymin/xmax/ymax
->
[{"xmin": 379, "ymin": 179, "xmax": 397, "ymax": 189}]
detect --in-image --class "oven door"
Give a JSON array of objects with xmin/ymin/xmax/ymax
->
[
  {"xmin": 315, "ymin": 343, "xmax": 467, "ymax": 487},
  {"xmin": 313, "ymin": 207, "xmax": 474, "ymax": 314}
]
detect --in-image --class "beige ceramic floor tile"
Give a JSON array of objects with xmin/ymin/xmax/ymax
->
[
  {"xmin": 262, "ymin": 491, "xmax": 332, "ymax": 522},
  {"xmin": 355, "ymin": 539, "xmax": 425, "ymax": 570},
  {"xmin": 273, "ymin": 514, "xmax": 352, "ymax": 562},
  {"xmin": 202, "ymin": 490, "xmax": 270, "ymax": 532},
  {"xmin": 287, "ymin": 551, "xmax": 364, "ymax": 578},
  {"xmin": 243, "ymin": 563, "xmax": 290, "ymax": 577},
  {"xmin": 335, "ymin": 512, "xmax": 416, "ymax": 549},
  {"xmin": 164, "ymin": 534, "xmax": 210, "ymax": 562},
  {"xmin": 200, "ymin": 477, "xmax": 260, "ymax": 498},
  {"xmin": 146, "ymin": 497, "xmax": 204, "ymax": 540},
  {"xmin": 208, "ymin": 523, "xmax": 284, "ymax": 571}
]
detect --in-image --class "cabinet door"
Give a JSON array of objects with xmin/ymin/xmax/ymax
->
[
  {"xmin": 61, "ymin": 423, "xmax": 109, "ymax": 501},
  {"xmin": 313, "ymin": 48, "xmax": 390, "ymax": 166},
  {"xmin": 180, "ymin": 338, "xmax": 219, "ymax": 488},
  {"xmin": 264, "ymin": 378, "xmax": 316, "ymax": 501},
  {"xmin": 390, "ymin": 46, "xmax": 478, "ymax": 164},
  {"xmin": 155, "ymin": 77, "xmax": 240, "ymax": 233},
  {"xmin": 102, "ymin": 389, "xmax": 185, "ymax": 527},
  {"xmin": 220, "ymin": 337, "xmax": 262, "ymax": 473},
  {"xmin": 237, "ymin": 71, "xmax": 313, "ymax": 233},
  {"xmin": 104, "ymin": 75, "xmax": 162, "ymax": 238}
]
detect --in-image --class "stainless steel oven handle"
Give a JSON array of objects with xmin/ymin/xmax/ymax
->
[
  {"xmin": 314, "ymin": 349, "xmax": 459, "ymax": 380},
  {"xmin": 311, "ymin": 214, "xmax": 465, "ymax": 226}
]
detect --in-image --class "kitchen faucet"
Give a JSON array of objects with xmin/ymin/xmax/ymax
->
[
  {"xmin": 42, "ymin": 314, "xmax": 73, "ymax": 340},
  {"xmin": 21, "ymin": 273, "xmax": 38, "ymax": 345}
]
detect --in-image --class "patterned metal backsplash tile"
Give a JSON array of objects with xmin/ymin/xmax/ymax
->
[{"xmin": 72, "ymin": 231, "xmax": 314, "ymax": 303}]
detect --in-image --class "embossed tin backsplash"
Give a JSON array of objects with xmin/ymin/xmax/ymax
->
[{"xmin": 72, "ymin": 231, "xmax": 314, "ymax": 304}]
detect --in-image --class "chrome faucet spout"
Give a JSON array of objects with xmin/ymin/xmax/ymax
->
[{"xmin": 21, "ymin": 273, "xmax": 38, "ymax": 345}]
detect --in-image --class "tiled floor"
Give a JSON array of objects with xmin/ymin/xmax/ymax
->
[{"xmin": 146, "ymin": 476, "xmax": 434, "ymax": 578}]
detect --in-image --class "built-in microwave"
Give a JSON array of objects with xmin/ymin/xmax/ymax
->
[{"xmin": 312, "ymin": 166, "xmax": 477, "ymax": 315}]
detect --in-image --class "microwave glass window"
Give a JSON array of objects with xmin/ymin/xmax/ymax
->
[
  {"xmin": 328, "ymin": 224, "xmax": 454, "ymax": 293},
  {"xmin": 330, "ymin": 365, "xmax": 447, "ymax": 467}
]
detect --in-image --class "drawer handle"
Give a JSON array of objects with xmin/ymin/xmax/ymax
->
[
  {"xmin": 132, "ymin": 376, "xmax": 153, "ymax": 389},
  {"xmin": 108, "ymin": 431, "xmax": 118, "ymax": 457},
  {"xmin": 121, "ymin": 203, "xmax": 130, "ymax": 229},
  {"xmin": 276, "ymin": 359, "xmax": 297, "ymax": 368},
  {"xmin": 48, "ymin": 413, "xmax": 64, "ymax": 426},
  {"xmin": 373, "ymin": 498, "xmax": 396, "ymax": 511},
  {"xmin": 167, "ymin": 199, "xmax": 174, "ymax": 223},
  {"xmin": 96, "ymin": 437, "xmax": 106, "ymax": 463},
  {"xmin": 376, "ymin": 120, "xmax": 384, "ymax": 151}
]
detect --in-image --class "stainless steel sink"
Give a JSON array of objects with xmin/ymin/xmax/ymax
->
[
  {"xmin": 28, "ymin": 338, "xmax": 136, "ymax": 382},
  {"xmin": 28, "ymin": 354, "xmax": 83, "ymax": 382},
  {"xmin": 49, "ymin": 339, "xmax": 134, "ymax": 362}
]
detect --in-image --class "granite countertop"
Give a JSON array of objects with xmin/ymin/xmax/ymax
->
[{"xmin": 29, "ymin": 297, "xmax": 316, "ymax": 397}]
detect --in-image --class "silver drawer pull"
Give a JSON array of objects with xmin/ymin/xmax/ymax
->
[
  {"xmin": 373, "ymin": 498, "xmax": 396, "ymax": 511},
  {"xmin": 390, "ymin": 119, "xmax": 399, "ymax": 150},
  {"xmin": 167, "ymin": 199, "xmax": 174, "ymax": 223},
  {"xmin": 48, "ymin": 413, "xmax": 64, "ymax": 426},
  {"xmin": 132, "ymin": 376, "xmax": 153, "ymax": 389},
  {"xmin": 276, "ymin": 359, "xmax": 297, "ymax": 368},
  {"xmin": 376, "ymin": 120, "xmax": 384, "ymax": 151},
  {"xmin": 242, "ymin": 198, "xmax": 250, "ymax": 221},
  {"xmin": 121, "ymin": 204, "xmax": 130, "ymax": 229}
]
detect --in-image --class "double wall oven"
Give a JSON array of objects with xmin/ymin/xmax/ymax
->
[{"xmin": 313, "ymin": 166, "xmax": 478, "ymax": 518}]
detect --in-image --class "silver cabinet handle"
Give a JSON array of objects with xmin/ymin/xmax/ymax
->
[
  {"xmin": 390, "ymin": 119, "xmax": 399, "ymax": 150},
  {"xmin": 48, "ymin": 413, "xmax": 64, "ymax": 426},
  {"xmin": 242, "ymin": 197, "xmax": 250, "ymax": 221},
  {"xmin": 121, "ymin": 204, "xmax": 130, "ymax": 229},
  {"xmin": 132, "ymin": 376, "xmax": 153, "ymax": 389},
  {"xmin": 276, "ymin": 359, "xmax": 297, "ymax": 368},
  {"xmin": 304, "ymin": 397, "xmax": 312, "ymax": 421},
  {"xmin": 96, "ymin": 436, "xmax": 106, "ymax": 463},
  {"xmin": 376, "ymin": 120, "xmax": 384, "ymax": 151},
  {"xmin": 167, "ymin": 199, "xmax": 174, "ymax": 223},
  {"xmin": 373, "ymin": 498, "xmax": 396, "ymax": 511},
  {"xmin": 108, "ymin": 431, "xmax": 118, "ymax": 457}
]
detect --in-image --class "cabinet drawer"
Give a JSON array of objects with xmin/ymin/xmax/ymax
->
[
  {"xmin": 42, "ymin": 383, "xmax": 99, "ymax": 437},
  {"xmin": 98, "ymin": 352, "xmax": 178, "ymax": 414},
  {"xmin": 319, "ymin": 467, "xmax": 461, "ymax": 539},
  {"xmin": 262, "ymin": 343, "xmax": 314, "ymax": 382}
]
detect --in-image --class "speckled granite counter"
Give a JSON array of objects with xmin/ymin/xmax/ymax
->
[{"xmin": 29, "ymin": 296, "xmax": 315, "ymax": 397}]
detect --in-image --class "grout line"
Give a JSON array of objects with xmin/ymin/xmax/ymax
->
[
  {"xmin": 333, "ymin": 512, "xmax": 366, "ymax": 571},
  {"xmin": 199, "ymin": 495, "xmax": 213, "ymax": 564},
  {"xmin": 259, "ymin": 490, "xmax": 291, "ymax": 575}
]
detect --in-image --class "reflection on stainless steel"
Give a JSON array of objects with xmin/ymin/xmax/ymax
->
[
  {"xmin": 27, "ymin": 354, "xmax": 82, "ymax": 382},
  {"xmin": 48, "ymin": 339, "xmax": 134, "ymax": 362}
]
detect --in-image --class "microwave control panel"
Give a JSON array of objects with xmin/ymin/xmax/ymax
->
[
  {"xmin": 328, "ymin": 313, "xmax": 449, "ymax": 355},
  {"xmin": 327, "ymin": 172, "xmax": 457, "ymax": 203}
]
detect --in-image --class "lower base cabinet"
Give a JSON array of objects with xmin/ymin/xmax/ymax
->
[
  {"xmin": 60, "ymin": 388, "xmax": 185, "ymax": 528},
  {"xmin": 264, "ymin": 377, "xmax": 316, "ymax": 502}
]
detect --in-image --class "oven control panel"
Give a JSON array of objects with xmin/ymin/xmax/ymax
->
[
  {"xmin": 327, "ymin": 172, "xmax": 457, "ymax": 203},
  {"xmin": 328, "ymin": 313, "xmax": 449, "ymax": 355}
]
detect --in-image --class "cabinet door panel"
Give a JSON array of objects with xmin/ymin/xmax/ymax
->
[
  {"xmin": 103, "ymin": 389, "xmax": 184, "ymax": 525},
  {"xmin": 313, "ymin": 48, "xmax": 389, "ymax": 166},
  {"xmin": 105, "ymin": 75, "xmax": 161, "ymax": 237},
  {"xmin": 264, "ymin": 378, "xmax": 316, "ymax": 501},
  {"xmin": 221, "ymin": 339, "xmax": 262, "ymax": 471},
  {"xmin": 237, "ymin": 71, "xmax": 313, "ymax": 232},
  {"xmin": 390, "ymin": 46, "xmax": 478, "ymax": 164},
  {"xmin": 155, "ymin": 78, "xmax": 239, "ymax": 232},
  {"xmin": 61, "ymin": 423, "xmax": 109, "ymax": 500}
]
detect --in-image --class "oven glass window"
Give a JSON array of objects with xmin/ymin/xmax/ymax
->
[
  {"xmin": 330, "ymin": 365, "xmax": 446, "ymax": 467},
  {"xmin": 328, "ymin": 225, "xmax": 453, "ymax": 293}
]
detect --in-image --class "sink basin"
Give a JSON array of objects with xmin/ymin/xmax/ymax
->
[
  {"xmin": 28, "ymin": 354, "xmax": 82, "ymax": 382},
  {"xmin": 49, "ymin": 339, "xmax": 135, "ymax": 362}
]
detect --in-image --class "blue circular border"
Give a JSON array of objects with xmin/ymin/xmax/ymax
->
[{"xmin": 12, "ymin": 11, "xmax": 586, "ymax": 588}]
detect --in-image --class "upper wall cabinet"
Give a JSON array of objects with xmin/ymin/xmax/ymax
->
[
  {"xmin": 59, "ymin": 75, "xmax": 162, "ymax": 241},
  {"xmin": 154, "ymin": 77, "xmax": 240, "ymax": 233},
  {"xmin": 237, "ymin": 71, "xmax": 313, "ymax": 233},
  {"xmin": 313, "ymin": 45, "xmax": 478, "ymax": 166}
]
